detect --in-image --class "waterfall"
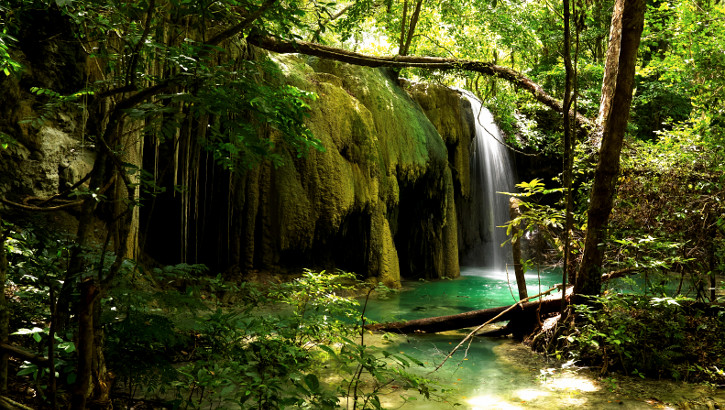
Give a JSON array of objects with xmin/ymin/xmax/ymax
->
[{"xmin": 461, "ymin": 93, "xmax": 517, "ymax": 270}]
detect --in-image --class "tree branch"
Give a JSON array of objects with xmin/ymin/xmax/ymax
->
[
  {"xmin": 125, "ymin": 0, "xmax": 156, "ymax": 88},
  {"xmin": 311, "ymin": 3, "xmax": 353, "ymax": 41},
  {"xmin": 0, "ymin": 175, "xmax": 117, "ymax": 212},
  {"xmin": 247, "ymin": 34, "xmax": 593, "ymax": 129},
  {"xmin": 207, "ymin": 0, "xmax": 279, "ymax": 47},
  {"xmin": 0, "ymin": 197, "xmax": 83, "ymax": 212},
  {"xmin": 0, "ymin": 343, "xmax": 49, "ymax": 367}
]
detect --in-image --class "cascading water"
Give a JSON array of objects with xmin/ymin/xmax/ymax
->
[{"xmin": 461, "ymin": 93, "xmax": 517, "ymax": 270}]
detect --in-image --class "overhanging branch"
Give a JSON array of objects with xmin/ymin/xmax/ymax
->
[{"xmin": 247, "ymin": 34, "xmax": 593, "ymax": 130}]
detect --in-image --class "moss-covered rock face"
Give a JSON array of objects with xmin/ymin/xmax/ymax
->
[
  {"xmin": 404, "ymin": 81, "xmax": 477, "ymax": 272},
  {"xmin": 220, "ymin": 55, "xmax": 473, "ymax": 285},
  {"xmin": 0, "ymin": 28, "xmax": 475, "ymax": 286}
]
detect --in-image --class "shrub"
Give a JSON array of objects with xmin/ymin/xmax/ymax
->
[{"xmin": 563, "ymin": 293, "xmax": 725, "ymax": 383}]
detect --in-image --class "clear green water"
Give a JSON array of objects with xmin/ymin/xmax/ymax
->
[
  {"xmin": 360, "ymin": 268, "xmax": 663, "ymax": 409},
  {"xmin": 364, "ymin": 267, "xmax": 562, "ymax": 323}
]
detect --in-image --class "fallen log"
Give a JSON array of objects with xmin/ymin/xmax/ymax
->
[
  {"xmin": 0, "ymin": 343, "xmax": 49, "ymax": 366},
  {"xmin": 366, "ymin": 286, "xmax": 565, "ymax": 334},
  {"xmin": 247, "ymin": 34, "xmax": 593, "ymax": 131},
  {"xmin": 0, "ymin": 396, "xmax": 34, "ymax": 410},
  {"xmin": 366, "ymin": 266, "xmax": 645, "ymax": 335}
]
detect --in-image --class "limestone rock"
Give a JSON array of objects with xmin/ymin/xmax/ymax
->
[{"xmin": 215, "ymin": 54, "xmax": 471, "ymax": 284}]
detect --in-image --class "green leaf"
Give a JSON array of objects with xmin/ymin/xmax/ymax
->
[
  {"xmin": 220, "ymin": 384, "xmax": 235, "ymax": 396},
  {"xmin": 304, "ymin": 373, "xmax": 320, "ymax": 391},
  {"xmin": 17, "ymin": 366, "xmax": 37, "ymax": 377},
  {"xmin": 12, "ymin": 327, "xmax": 44, "ymax": 336},
  {"xmin": 58, "ymin": 341, "xmax": 76, "ymax": 353}
]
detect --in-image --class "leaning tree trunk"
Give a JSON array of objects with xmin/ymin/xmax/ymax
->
[
  {"xmin": 575, "ymin": 0, "xmax": 646, "ymax": 299},
  {"xmin": 247, "ymin": 35, "xmax": 593, "ymax": 131},
  {"xmin": 561, "ymin": 0, "xmax": 575, "ymax": 312}
]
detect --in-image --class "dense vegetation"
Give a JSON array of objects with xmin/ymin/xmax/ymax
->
[{"xmin": 0, "ymin": 0, "xmax": 724, "ymax": 408}]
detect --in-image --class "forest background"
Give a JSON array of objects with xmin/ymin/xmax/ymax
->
[{"xmin": 0, "ymin": 0, "xmax": 724, "ymax": 408}]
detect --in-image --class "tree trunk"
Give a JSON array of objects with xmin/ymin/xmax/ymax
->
[
  {"xmin": 575, "ymin": 0, "xmax": 646, "ymax": 299},
  {"xmin": 0, "ymin": 216, "xmax": 8, "ymax": 392},
  {"xmin": 562, "ymin": 0, "xmax": 575, "ymax": 312},
  {"xmin": 509, "ymin": 197, "xmax": 528, "ymax": 300},
  {"xmin": 71, "ymin": 278, "xmax": 98, "ymax": 410},
  {"xmin": 595, "ymin": 0, "xmax": 625, "ymax": 129},
  {"xmin": 365, "ymin": 297, "xmax": 563, "ymax": 334}
]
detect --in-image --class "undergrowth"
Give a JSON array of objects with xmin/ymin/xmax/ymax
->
[
  {"xmin": 102, "ymin": 266, "xmax": 440, "ymax": 408},
  {"xmin": 4, "ymin": 225, "xmax": 439, "ymax": 408},
  {"xmin": 553, "ymin": 293, "xmax": 725, "ymax": 384}
]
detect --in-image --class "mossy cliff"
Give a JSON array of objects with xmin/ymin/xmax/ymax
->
[
  {"xmin": 0, "ymin": 33, "xmax": 478, "ymax": 286},
  {"xmin": 403, "ymin": 82, "xmax": 478, "ymax": 263},
  {"xmin": 218, "ymin": 55, "xmax": 472, "ymax": 285}
]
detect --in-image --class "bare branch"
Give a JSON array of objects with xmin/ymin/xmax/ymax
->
[{"xmin": 1, "ymin": 197, "xmax": 83, "ymax": 211}]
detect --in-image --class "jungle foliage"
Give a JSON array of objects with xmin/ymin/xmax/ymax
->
[
  {"xmin": 566, "ymin": 293, "xmax": 725, "ymax": 383},
  {"xmin": 1, "ymin": 0, "xmax": 725, "ymax": 407},
  {"xmin": 4, "ymin": 229, "xmax": 437, "ymax": 409}
]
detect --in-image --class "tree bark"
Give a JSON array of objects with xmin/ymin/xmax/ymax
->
[
  {"xmin": 247, "ymin": 34, "xmax": 593, "ymax": 130},
  {"xmin": 365, "ymin": 297, "xmax": 563, "ymax": 334},
  {"xmin": 575, "ymin": 0, "xmax": 646, "ymax": 299},
  {"xmin": 509, "ymin": 197, "xmax": 528, "ymax": 300},
  {"xmin": 0, "ymin": 216, "xmax": 8, "ymax": 392},
  {"xmin": 595, "ymin": 0, "xmax": 625, "ymax": 129}
]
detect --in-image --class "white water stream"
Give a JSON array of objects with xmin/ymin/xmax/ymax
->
[{"xmin": 463, "ymin": 93, "xmax": 517, "ymax": 270}]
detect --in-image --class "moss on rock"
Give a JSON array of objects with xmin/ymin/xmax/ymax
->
[{"xmin": 225, "ymin": 53, "xmax": 471, "ymax": 284}]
